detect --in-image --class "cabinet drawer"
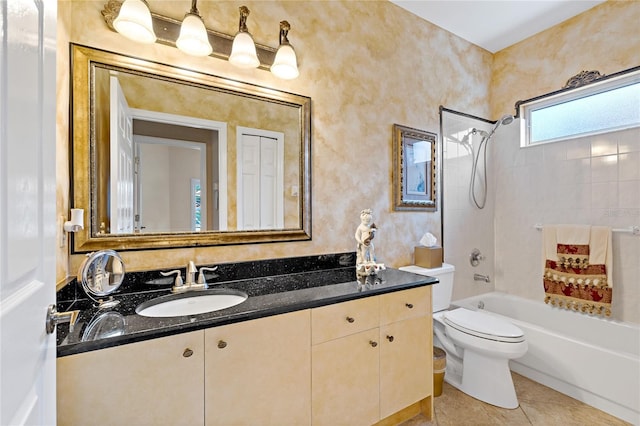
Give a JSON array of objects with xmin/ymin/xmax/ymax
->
[
  {"xmin": 312, "ymin": 296, "xmax": 379, "ymax": 344},
  {"xmin": 379, "ymin": 286, "xmax": 430, "ymax": 325}
]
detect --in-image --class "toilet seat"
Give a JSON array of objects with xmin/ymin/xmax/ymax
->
[{"xmin": 443, "ymin": 308, "xmax": 525, "ymax": 343}]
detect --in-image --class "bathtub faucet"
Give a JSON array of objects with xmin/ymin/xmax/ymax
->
[{"xmin": 474, "ymin": 273, "xmax": 490, "ymax": 283}]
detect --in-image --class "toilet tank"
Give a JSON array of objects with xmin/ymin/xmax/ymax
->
[{"xmin": 399, "ymin": 263, "xmax": 455, "ymax": 313}]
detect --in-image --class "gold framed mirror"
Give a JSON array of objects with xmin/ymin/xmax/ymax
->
[
  {"xmin": 392, "ymin": 124, "xmax": 437, "ymax": 211},
  {"xmin": 70, "ymin": 44, "xmax": 311, "ymax": 253}
]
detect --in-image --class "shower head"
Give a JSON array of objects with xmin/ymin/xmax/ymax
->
[
  {"xmin": 498, "ymin": 114, "xmax": 514, "ymax": 126},
  {"xmin": 486, "ymin": 114, "xmax": 514, "ymax": 139}
]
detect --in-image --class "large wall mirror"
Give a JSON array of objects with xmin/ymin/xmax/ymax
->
[{"xmin": 70, "ymin": 44, "xmax": 311, "ymax": 252}]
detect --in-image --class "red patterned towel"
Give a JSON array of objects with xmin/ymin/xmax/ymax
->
[{"xmin": 542, "ymin": 225, "xmax": 613, "ymax": 316}]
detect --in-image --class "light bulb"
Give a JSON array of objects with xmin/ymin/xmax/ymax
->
[
  {"xmin": 176, "ymin": 13, "xmax": 212, "ymax": 57},
  {"xmin": 113, "ymin": 0, "xmax": 156, "ymax": 44},
  {"xmin": 271, "ymin": 44, "xmax": 299, "ymax": 80},
  {"xmin": 229, "ymin": 31, "xmax": 260, "ymax": 69}
]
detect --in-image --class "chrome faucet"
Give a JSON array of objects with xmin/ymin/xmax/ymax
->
[
  {"xmin": 185, "ymin": 261, "xmax": 197, "ymax": 285},
  {"xmin": 161, "ymin": 261, "xmax": 216, "ymax": 293},
  {"xmin": 474, "ymin": 273, "xmax": 490, "ymax": 283}
]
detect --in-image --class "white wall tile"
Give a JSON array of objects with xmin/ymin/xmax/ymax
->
[
  {"xmin": 591, "ymin": 135, "xmax": 618, "ymax": 157},
  {"xmin": 566, "ymin": 138, "xmax": 591, "ymax": 160},
  {"xmin": 591, "ymin": 155, "xmax": 618, "ymax": 182},
  {"xmin": 618, "ymin": 152, "xmax": 640, "ymax": 181},
  {"xmin": 543, "ymin": 141, "xmax": 567, "ymax": 162},
  {"xmin": 617, "ymin": 128, "xmax": 640, "ymax": 154},
  {"xmin": 618, "ymin": 181, "xmax": 640, "ymax": 208},
  {"xmin": 592, "ymin": 181, "xmax": 619, "ymax": 209}
]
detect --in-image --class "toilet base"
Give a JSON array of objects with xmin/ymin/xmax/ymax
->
[{"xmin": 445, "ymin": 350, "xmax": 519, "ymax": 409}]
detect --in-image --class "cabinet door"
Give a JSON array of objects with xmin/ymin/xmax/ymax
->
[
  {"xmin": 379, "ymin": 316, "xmax": 432, "ymax": 419},
  {"xmin": 57, "ymin": 331, "xmax": 205, "ymax": 426},
  {"xmin": 204, "ymin": 310, "xmax": 311, "ymax": 426},
  {"xmin": 312, "ymin": 328, "xmax": 380, "ymax": 426}
]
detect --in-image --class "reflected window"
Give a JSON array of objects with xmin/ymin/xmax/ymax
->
[{"xmin": 191, "ymin": 179, "xmax": 201, "ymax": 232}]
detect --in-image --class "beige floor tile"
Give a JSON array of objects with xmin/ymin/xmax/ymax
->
[
  {"xmin": 400, "ymin": 372, "xmax": 631, "ymax": 426},
  {"xmin": 398, "ymin": 413, "xmax": 435, "ymax": 426},
  {"xmin": 513, "ymin": 373, "xmax": 630, "ymax": 426},
  {"xmin": 434, "ymin": 382, "xmax": 530, "ymax": 426}
]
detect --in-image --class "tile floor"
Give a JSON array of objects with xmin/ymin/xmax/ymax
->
[{"xmin": 401, "ymin": 373, "xmax": 631, "ymax": 426}]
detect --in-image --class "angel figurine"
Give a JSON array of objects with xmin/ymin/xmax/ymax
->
[{"xmin": 355, "ymin": 209, "xmax": 377, "ymax": 265}]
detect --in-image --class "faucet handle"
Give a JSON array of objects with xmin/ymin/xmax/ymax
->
[
  {"xmin": 161, "ymin": 270, "xmax": 183, "ymax": 287},
  {"xmin": 469, "ymin": 248, "xmax": 485, "ymax": 267},
  {"xmin": 197, "ymin": 266, "xmax": 218, "ymax": 285}
]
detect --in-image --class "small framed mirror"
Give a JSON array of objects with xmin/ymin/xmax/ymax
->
[{"xmin": 392, "ymin": 124, "xmax": 437, "ymax": 211}]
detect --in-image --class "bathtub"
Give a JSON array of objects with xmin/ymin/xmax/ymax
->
[{"xmin": 451, "ymin": 291, "xmax": 640, "ymax": 425}]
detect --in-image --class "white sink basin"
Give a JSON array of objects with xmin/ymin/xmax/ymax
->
[{"xmin": 136, "ymin": 289, "xmax": 248, "ymax": 317}]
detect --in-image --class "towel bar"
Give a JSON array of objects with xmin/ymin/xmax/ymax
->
[{"xmin": 533, "ymin": 224, "xmax": 640, "ymax": 236}]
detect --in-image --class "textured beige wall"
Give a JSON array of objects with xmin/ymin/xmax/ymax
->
[
  {"xmin": 57, "ymin": 0, "xmax": 491, "ymax": 280},
  {"xmin": 491, "ymin": 0, "xmax": 640, "ymax": 118}
]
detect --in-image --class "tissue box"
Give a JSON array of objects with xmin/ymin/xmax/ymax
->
[{"xmin": 414, "ymin": 246, "xmax": 442, "ymax": 268}]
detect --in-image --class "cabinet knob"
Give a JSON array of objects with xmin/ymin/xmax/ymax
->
[
  {"xmin": 346, "ymin": 316, "xmax": 355, "ymax": 323},
  {"xmin": 386, "ymin": 335, "xmax": 394, "ymax": 343},
  {"xmin": 369, "ymin": 340, "xmax": 378, "ymax": 348},
  {"xmin": 218, "ymin": 340, "xmax": 227, "ymax": 349},
  {"xmin": 183, "ymin": 348, "xmax": 194, "ymax": 358},
  {"xmin": 405, "ymin": 303, "xmax": 414, "ymax": 309}
]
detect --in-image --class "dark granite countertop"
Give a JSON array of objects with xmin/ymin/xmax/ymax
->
[{"xmin": 56, "ymin": 253, "xmax": 437, "ymax": 357}]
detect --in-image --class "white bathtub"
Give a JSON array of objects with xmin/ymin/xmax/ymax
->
[{"xmin": 452, "ymin": 291, "xmax": 640, "ymax": 425}]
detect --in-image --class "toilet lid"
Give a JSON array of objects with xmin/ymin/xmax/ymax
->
[{"xmin": 443, "ymin": 308, "xmax": 525, "ymax": 343}]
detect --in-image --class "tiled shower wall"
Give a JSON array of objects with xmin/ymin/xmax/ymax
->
[
  {"xmin": 442, "ymin": 112, "xmax": 498, "ymax": 302},
  {"xmin": 493, "ymin": 125, "xmax": 640, "ymax": 324}
]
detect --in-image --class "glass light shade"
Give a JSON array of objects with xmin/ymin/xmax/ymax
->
[
  {"xmin": 229, "ymin": 31, "xmax": 260, "ymax": 69},
  {"xmin": 413, "ymin": 141, "xmax": 430, "ymax": 163},
  {"xmin": 176, "ymin": 13, "xmax": 212, "ymax": 57},
  {"xmin": 271, "ymin": 44, "xmax": 299, "ymax": 80},
  {"xmin": 113, "ymin": 0, "xmax": 156, "ymax": 44}
]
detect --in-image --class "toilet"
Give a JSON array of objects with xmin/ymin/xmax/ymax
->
[{"xmin": 399, "ymin": 263, "xmax": 527, "ymax": 409}]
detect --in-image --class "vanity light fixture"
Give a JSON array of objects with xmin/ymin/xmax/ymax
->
[
  {"xmin": 103, "ymin": 1, "xmax": 300, "ymax": 79},
  {"xmin": 176, "ymin": 0, "xmax": 212, "ymax": 57},
  {"xmin": 112, "ymin": 0, "xmax": 156, "ymax": 44},
  {"xmin": 228, "ymin": 6, "xmax": 260, "ymax": 69},
  {"xmin": 270, "ymin": 21, "xmax": 299, "ymax": 80}
]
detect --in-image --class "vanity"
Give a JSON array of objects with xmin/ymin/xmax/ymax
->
[{"xmin": 56, "ymin": 253, "xmax": 438, "ymax": 426}]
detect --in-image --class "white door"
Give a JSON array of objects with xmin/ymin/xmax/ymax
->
[
  {"xmin": 0, "ymin": 1, "xmax": 57, "ymax": 425},
  {"xmin": 239, "ymin": 134, "xmax": 262, "ymax": 229},
  {"xmin": 110, "ymin": 76, "xmax": 135, "ymax": 234},
  {"xmin": 236, "ymin": 128, "xmax": 284, "ymax": 230}
]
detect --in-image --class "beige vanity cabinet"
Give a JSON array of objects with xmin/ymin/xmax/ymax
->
[
  {"xmin": 311, "ymin": 297, "xmax": 381, "ymax": 426},
  {"xmin": 57, "ymin": 330, "xmax": 205, "ymax": 426},
  {"xmin": 311, "ymin": 287, "xmax": 433, "ymax": 426},
  {"xmin": 57, "ymin": 285, "xmax": 432, "ymax": 426},
  {"xmin": 204, "ymin": 309, "xmax": 311, "ymax": 426},
  {"xmin": 378, "ymin": 286, "xmax": 432, "ymax": 419}
]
